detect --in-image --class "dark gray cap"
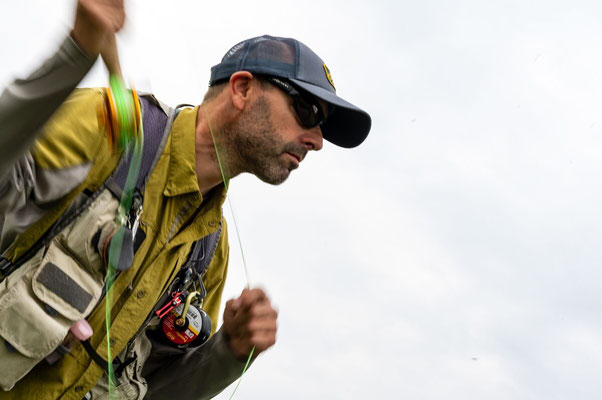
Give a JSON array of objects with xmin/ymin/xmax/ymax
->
[{"xmin": 209, "ymin": 35, "xmax": 371, "ymax": 148}]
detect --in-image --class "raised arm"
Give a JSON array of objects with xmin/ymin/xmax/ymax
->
[
  {"xmin": 0, "ymin": 1, "xmax": 126, "ymax": 222},
  {"xmin": 0, "ymin": 0, "xmax": 124, "ymax": 177}
]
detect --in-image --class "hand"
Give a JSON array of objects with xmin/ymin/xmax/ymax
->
[
  {"xmin": 72, "ymin": 0, "xmax": 125, "ymax": 57},
  {"xmin": 222, "ymin": 288, "xmax": 278, "ymax": 359}
]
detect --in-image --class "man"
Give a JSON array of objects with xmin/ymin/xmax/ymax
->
[{"xmin": 0, "ymin": 1, "xmax": 371, "ymax": 399}]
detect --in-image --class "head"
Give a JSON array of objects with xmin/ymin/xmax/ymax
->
[{"xmin": 202, "ymin": 35, "xmax": 372, "ymax": 185}]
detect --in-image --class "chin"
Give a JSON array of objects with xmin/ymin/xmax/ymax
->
[
  {"xmin": 250, "ymin": 158, "xmax": 295, "ymax": 185},
  {"xmin": 257, "ymin": 169, "xmax": 290, "ymax": 185}
]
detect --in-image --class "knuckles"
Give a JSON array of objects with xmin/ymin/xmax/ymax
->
[{"xmin": 223, "ymin": 288, "xmax": 278, "ymax": 356}]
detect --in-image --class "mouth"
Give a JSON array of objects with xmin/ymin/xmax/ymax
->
[{"xmin": 286, "ymin": 152, "xmax": 302, "ymax": 163}]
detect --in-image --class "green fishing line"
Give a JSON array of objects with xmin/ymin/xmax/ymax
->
[
  {"xmin": 204, "ymin": 108, "xmax": 251, "ymax": 283},
  {"xmin": 204, "ymin": 107, "xmax": 255, "ymax": 398},
  {"xmin": 228, "ymin": 346, "xmax": 255, "ymax": 400},
  {"xmin": 109, "ymin": 75, "xmax": 135, "ymax": 150},
  {"xmin": 102, "ymin": 97, "xmax": 251, "ymax": 398},
  {"xmin": 105, "ymin": 75, "xmax": 143, "ymax": 399}
]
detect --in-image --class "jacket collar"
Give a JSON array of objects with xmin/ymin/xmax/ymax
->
[
  {"xmin": 163, "ymin": 106, "xmax": 202, "ymax": 197},
  {"xmin": 162, "ymin": 105, "xmax": 229, "ymax": 207}
]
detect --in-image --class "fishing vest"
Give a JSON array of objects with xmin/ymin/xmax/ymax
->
[{"xmin": 0, "ymin": 94, "xmax": 221, "ymax": 392}]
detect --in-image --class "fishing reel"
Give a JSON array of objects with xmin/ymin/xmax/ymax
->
[
  {"xmin": 152, "ymin": 268, "xmax": 212, "ymax": 349},
  {"xmin": 97, "ymin": 76, "xmax": 142, "ymax": 153},
  {"xmin": 157, "ymin": 291, "xmax": 212, "ymax": 349}
]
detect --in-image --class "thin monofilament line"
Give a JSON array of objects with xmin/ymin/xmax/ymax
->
[
  {"xmin": 203, "ymin": 106, "xmax": 254, "ymax": 399},
  {"xmin": 228, "ymin": 346, "xmax": 254, "ymax": 400},
  {"xmin": 227, "ymin": 196, "xmax": 252, "ymax": 285},
  {"xmin": 104, "ymin": 265, "xmax": 117, "ymax": 397},
  {"xmin": 203, "ymin": 107, "xmax": 251, "ymax": 284}
]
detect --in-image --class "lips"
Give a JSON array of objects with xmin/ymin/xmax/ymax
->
[
  {"xmin": 287, "ymin": 152, "xmax": 302, "ymax": 163},
  {"xmin": 287, "ymin": 147, "xmax": 307, "ymax": 163}
]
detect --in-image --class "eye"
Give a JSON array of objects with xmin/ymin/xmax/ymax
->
[{"xmin": 297, "ymin": 102, "xmax": 314, "ymax": 119}]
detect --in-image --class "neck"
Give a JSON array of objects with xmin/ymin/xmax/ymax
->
[{"xmin": 195, "ymin": 104, "xmax": 230, "ymax": 196}]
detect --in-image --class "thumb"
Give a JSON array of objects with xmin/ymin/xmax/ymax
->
[
  {"xmin": 231, "ymin": 295, "xmax": 244, "ymax": 311},
  {"xmin": 223, "ymin": 299, "xmax": 237, "ymax": 321}
]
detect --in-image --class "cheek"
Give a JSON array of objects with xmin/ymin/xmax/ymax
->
[
  {"xmin": 273, "ymin": 108, "xmax": 301, "ymax": 140},
  {"xmin": 264, "ymin": 92, "xmax": 302, "ymax": 140}
]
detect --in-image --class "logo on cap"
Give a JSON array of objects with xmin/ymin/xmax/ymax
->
[{"xmin": 323, "ymin": 64, "xmax": 336, "ymax": 91}]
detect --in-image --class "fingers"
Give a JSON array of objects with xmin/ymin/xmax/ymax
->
[
  {"xmin": 230, "ymin": 288, "xmax": 267, "ymax": 311},
  {"xmin": 227, "ymin": 300, "xmax": 278, "ymax": 337},
  {"xmin": 222, "ymin": 287, "xmax": 278, "ymax": 358},
  {"xmin": 79, "ymin": 0, "xmax": 126, "ymax": 32},
  {"xmin": 223, "ymin": 298, "xmax": 236, "ymax": 323},
  {"xmin": 72, "ymin": 0, "xmax": 126, "ymax": 57},
  {"xmin": 226, "ymin": 289, "xmax": 275, "ymax": 335}
]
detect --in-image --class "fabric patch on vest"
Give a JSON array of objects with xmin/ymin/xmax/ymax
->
[{"xmin": 36, "ymin": 262, "xmax": 92, "ymax": 313}]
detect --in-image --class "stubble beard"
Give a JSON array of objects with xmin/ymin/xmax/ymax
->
[{"xmin": 218, "ymin": 96, "xmax": 304, "ymax": 185}]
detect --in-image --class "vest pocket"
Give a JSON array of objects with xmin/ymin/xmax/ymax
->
[{"xmin": 0, "ymin": 239, "xmax": 104, "ymax": 391}]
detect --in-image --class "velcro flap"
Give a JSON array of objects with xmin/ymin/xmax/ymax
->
[
  {"xmin": 32, "ymin": 241, "xmax": 103, "ymax": 321},
  {"xmin": 36, "ymin": 263, "xmax": 92, "ymax": 313},
  {"xmin": 0, "ymin": 272, "xmax": 65, "ymax": 359}
]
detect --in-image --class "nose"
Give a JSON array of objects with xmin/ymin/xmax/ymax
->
[{"xmin": 302, "ymin": 125, "xmax": 323, "ymax": 151}]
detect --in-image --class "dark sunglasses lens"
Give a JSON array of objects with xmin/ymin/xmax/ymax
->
[
  {"xmin": 294, "ymin": 98, "xmax": 322, "ymax": 128},
  {"xmin": 269, "ymin": 78, "xmax": 326, "ymax": 128}
]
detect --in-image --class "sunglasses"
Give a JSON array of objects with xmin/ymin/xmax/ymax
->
[{"xmin": 266, "ymin": 77, "xmax": 329, "ymax": 129}]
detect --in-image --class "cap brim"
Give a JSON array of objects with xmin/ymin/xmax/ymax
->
[{"xmin": 290, "ymin": 79, "xmax": 371, "ymax": 148}]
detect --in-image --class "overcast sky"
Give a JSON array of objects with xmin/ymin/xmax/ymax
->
[{"xmin": 2, "ymin": 1, "xmax": 602, "ymax": 399}]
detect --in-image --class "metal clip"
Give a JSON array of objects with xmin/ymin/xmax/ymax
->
[
  {"xmin": 175, "ymin": 291, "xmax": 202, "ymax": 327},
  {"xmin": 181, "ymin": 267, "xmax": 194, "ymax": 289},
  {"xmin": 131, "ymin": 199, "xmax": 143, "ymax": 239}
]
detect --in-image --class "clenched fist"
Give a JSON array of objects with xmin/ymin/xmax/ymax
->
[
  {"xmin": 72, "ymin": 0, "xmax": 125, "ymax": 57},
  {"xmin": 222, "ymin": 288, "xmax": 278, "ymax": 359}
]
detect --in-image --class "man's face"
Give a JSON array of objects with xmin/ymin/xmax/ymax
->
[{"xmin": 222, "ymin": 81, "xmax": 324, "ymax": 185}]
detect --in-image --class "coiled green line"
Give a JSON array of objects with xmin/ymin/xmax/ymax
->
[{"xmin": 105, "ymin": 75, "xmax": 143, "ymax": 399}]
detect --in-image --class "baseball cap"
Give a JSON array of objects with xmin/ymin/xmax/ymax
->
[{"xmin": 209, "ymin": 35, "xmax": 371, "ymax": 148}]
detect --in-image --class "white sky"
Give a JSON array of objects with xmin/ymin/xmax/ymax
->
[{"xmin": 2, "ymin": 1, "xmax": 602, "ymax": 399}]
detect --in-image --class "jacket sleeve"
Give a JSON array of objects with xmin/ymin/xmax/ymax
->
[
  {"xmin": 143, "ymin": 226, "xmax": 253, "ymax": 400},
  {"xmin": 0, "ymin": 35, "xmax": 96, "ymax": 214},
  {"xmin": 143, "ymin": 328, "xmax": 251, "ymax": 400}
]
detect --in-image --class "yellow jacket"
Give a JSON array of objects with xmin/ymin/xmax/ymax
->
[{"xmin": 0, "ymin": 37, "xmax": 242, "ymax": 400}]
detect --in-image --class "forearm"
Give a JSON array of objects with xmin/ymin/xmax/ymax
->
[
  {"xmin": 0, "ymin": 35, "xmax": 96, "ymax": 177},
  {"xmin": 144, "ymin": 329, "xmax": 251, "ymax": 400}
]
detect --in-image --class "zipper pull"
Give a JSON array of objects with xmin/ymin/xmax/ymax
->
[{"xmin": 131, "ymin": 202, "xmax": 143, "ymax": 239}]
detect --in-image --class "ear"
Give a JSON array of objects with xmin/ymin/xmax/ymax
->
[{"xmin": 229, "ymin": 71, "xmax": 255, "ymax": 111}]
